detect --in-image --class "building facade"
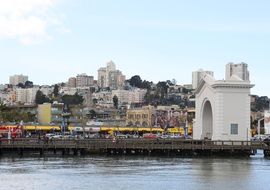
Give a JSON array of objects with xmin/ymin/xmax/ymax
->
[
  {"xmin": 16, "ymin": 87, "xmax": 39, "ymax": 105},
  {"xmin": 225, "ymin": 62, "xmax": 249, "ymax": 81},
  {"xmin": 126, "ymin": 106, "xmax": 154, "ymax": 127},
  {"xmin": 107, "ymin": 70, "xmax": 126, "ymax": 89},
  {"xmin": 192, "ymin": 69, "xmax": 214, "ymax": 90},
  {"xmin": 194, "ymin": 68, "xmax": 254, "ymax": 141},
  {"xmin": 112, "ymin": 88, "xmax": 147, "ymax": 105},
  {"xmin": 68, "ymin": 77, "xmax": 77, "ymax": 88},
  {"xmin": 98, "ymin": 67, "xmax": 107, "ymax": 88},
  {"xmin": 97, "ymin": 61, "xmax": 125, "ymax": 89},
  {"xmin": 76, "ymin": 73, "xmax": 94, "ymax": 87},
  {"xmin": 9, "ymin": 74, "xmax": 28, "ymax": 86}
]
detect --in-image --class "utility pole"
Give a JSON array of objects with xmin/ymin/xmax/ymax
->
[{"xmin": 258, "ymin": 117, "xmax": 264, "ymax": 136}]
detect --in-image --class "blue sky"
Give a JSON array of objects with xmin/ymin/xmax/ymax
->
[{"xmin": 0, "ymin": 0, "xmax": 270, "ymax": 96}]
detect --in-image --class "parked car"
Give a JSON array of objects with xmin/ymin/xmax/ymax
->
[
  {"xmin": 251, "ymin": 135, "xmax": 267, "ymax": 141},
  {"xmin": 143, "ymin": 133, "xmax": 159, "ymax": 139}
]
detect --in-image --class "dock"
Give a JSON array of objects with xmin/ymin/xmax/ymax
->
[{"xmin": 0, "ymin": 138, "xmax": 270, "ymax": 157}]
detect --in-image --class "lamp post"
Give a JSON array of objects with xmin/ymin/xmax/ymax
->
[
  {"xmin": 80, "ymin": 109, "xmax": 86, "ymax": 139},
  {"xmin": 62, "ymin": 104, "xmax": 71, "ymax": 135},
  {"xmin": 258, "ymin": 117, "xmax": 264, "ymax": 136}
]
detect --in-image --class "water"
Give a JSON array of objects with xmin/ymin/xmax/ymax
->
[{"xmin": 0, "ymin": 151, "xmax": 269, "ymax": 190}]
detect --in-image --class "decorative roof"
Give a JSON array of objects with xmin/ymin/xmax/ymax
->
[{"xmin": 195, "ymin": 73, "xmax": 254, "ymax": 94}]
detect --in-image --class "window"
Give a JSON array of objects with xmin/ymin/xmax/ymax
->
[{"xmin": 231, "ymin": 124, "xmax": 238, "ymax": 135}]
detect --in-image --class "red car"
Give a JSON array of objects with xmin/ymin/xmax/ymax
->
[{"xmin": 143, "ymin": 133, "xmax": 159, "ymax": 139}]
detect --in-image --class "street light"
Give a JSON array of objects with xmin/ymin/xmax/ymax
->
[{"xmin": 258, "ymin": 117, "xmax": 264, "ymax": 136}]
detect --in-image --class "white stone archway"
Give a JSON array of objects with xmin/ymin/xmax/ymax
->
[
  {"xmin": 193, "ymin": 73, "xmax": 254, "ymax": 141},
  {"xmin": 201, "ymin": 99, "xmax": 213, "ymax": 139}
]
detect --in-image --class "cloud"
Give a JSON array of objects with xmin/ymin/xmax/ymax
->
[{"xmin": 0, "ymin": 0, "xmax": 66, "ymax": 45}]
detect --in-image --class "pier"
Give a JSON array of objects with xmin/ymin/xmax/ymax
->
[{"xmin": 0, "ymin": 138, "xmax": 270, "ymax": 157}]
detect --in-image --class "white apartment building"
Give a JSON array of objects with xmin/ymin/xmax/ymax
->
[
  {"xmin": 97, "ymin": 61, "xmax": 125, "ymax": 89},
  {"xmin": 112, "ymin": 88, "xmax": 147, "ymax": 104},
  {"xmin": 16, "ymin": 87, "xmax": 39, "ymax": 104},
  {"xmin": 40, "ymin": 86, "xmax": 53, "ymax": 96},
  {"xmin": 106, "ymin": 61, "xmax": 116, "ymax": 71},
  {"xmin": 93, "ymin": 91, "xmax": 112, "ymax": 102},
  {"xmin": 60, "ymin": 87, "xmax": 77, "ymax": 95},
  {"xmin": 108, "ymin": 70, "xmax": 126, "ymax": 90},
  {"xmin": 76, "ymin": 73, "xmax": 94, "ymax": 87},
  {"xmin": 128, "ymin": 88, "xmax": 147, "ymax": 103},
  {"xmin": 9, "ymin": 74, "xmax": 28, "ymax": 86},
  {"xmin": 98, "ymin": 67, "xmax": 107, "ymax": 88},
  {"xmin": 225, "ymin": 62, "xmax": 249, "ymax": 81},
  {"xmin": 192, "ymin": 69, "xmax": 214, "ymax": 89},
  {"xmin": 112, "ymin": 90, "xmax": 129, "ymax": 104}
]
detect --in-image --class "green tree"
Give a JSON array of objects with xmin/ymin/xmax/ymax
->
[
  {"xmin": 17, "ymin": 83, "xmax": 25, "ymax": 88},
  {"xmin": 113, "ymin": 95, "xmax": 118, "ymax": 109},
  {"xmin": 141, "ymin": 80, "xmax": 152, "ymax": 90},
  {"xmin": 129, "ymin": 75, "xmax": 143, "ymax": 88},
  {"xmin": 35, "ymin": 90, "xmax": 51, "ymax": 104},
  {"xmin": 157, "ymin": 81, "xmax": 169, "ymax": 99},
  {"xmin": 92, "ymin": 98, "xmax": 98, "ymax": 105},
  {"xmin": 53, "ymin": 84, "xmax": 59, "ymax": 97},
  {"xmin": 87, "ymin": 109, "xmax": 97, "ymax": 119},
  {"xmin": 62, "ymin": 93, "xmax": 84, "ymax": 105},
  {"xmin": 25, "ymin": 81, "xmax": 33, "ymax": 88}
]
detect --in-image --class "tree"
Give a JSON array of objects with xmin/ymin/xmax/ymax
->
[
  {"xmin": 182, "ymin": 87, "xmax": 192, "ymax": 94},
  {"xmin": 87, "ymin": 109, "xmax": 97, "ymax": 119},
  {"xmin": 129, "ymin": 75, "xmax": 142, "ymax": 88},
  {"xmin": 25, "ymin": 81, "xmax": 33, "ymax": 88},
  {"xmin": 0, "ymin": 101, "xmax": 36, "ymax": 123},
  {"xmin": 157, "ymin": 81, "xmax": 169, "ymax": 99},
  {"xmin": 113, "ymin": 95, "xmax": 118, "ymax": 109},
  {"xmin": 53, "ymin": 84, "xmax": 59, "ymax": 97},
  {"xmin": 0, "ymin": 101, "xmax": 9, "ymax": 122},
  {"xmin": 35, "ymin": 90, "xmax": 51, "ymax": 104},
  {"xmin": 17, "ymin": 83, "xmax": 25, "ymax": 88},
  {"xmin": 141, "ymin": 80, "xmax": 152, "ymax": 90},
  {"xmin": 166, "ymin": 80, "xmax": 173, "ymax": 86},
  {"xmin": 90, "ymin": 87, "xmax": 96, "ymax": 93},
  {"xmin": 255, "ymin": 96, "xmax": 269, "ymax": 111},
  {"xmin": 92, "ymin": 98, "xmax": 98, "ymax": 105},
  {"xmin": 61, "ymin": 93, "xmax": 84, "ymax": 105}
]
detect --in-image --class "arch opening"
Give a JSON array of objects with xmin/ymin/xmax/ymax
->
[{"xmin": 201, "ymin": 100, "xmax": 213, "ymax": 140}]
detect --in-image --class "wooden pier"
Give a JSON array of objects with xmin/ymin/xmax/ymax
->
[{"xmin": 0, "ymin": 138, "xmax": 270, "ymax": 157}]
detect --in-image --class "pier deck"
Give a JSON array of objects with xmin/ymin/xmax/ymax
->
[{"xmin": 0, "ymin": 138, "xmax": 269, "ymax": 156}]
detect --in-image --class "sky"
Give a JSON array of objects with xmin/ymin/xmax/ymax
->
[{"xmin": 0, "ymin": 0, "xmax": 270, "ymax": 96}]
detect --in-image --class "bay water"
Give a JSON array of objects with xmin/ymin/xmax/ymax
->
[{"xmin": 0, "ymin": 151, "xmax": 269, "ymax": 190}]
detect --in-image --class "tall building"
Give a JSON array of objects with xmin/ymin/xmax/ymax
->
[
  {"xmin": 106, "ymin": 61, "xmax": 116, "ymax": 71},
  {"xmin": 225, "ymin": 62, "xmax": 249, "ymax": 81},
  {"xmin": 68, "ymin": 77, "xmax": 76, "ymax": 88},
  {"xmin": 16, "ymin": 87, "xmax": 39, "ymax": 104},
  {"xmin": 98, "ymin": 67, "xmax": 107, "ymax": 88},
  {"xmin": 97, "ymin": 61, "xmax": 125, "ymax": 89},
  {"xmin": 108, "ymin": 70, "xmax": 126, "ymax": 90},
  {"xmin": 9, "ymin": 74, "xmax": 28, "ymax": 86},
  {"xmin": 192, "ymin": 69, "xmax": 214, "ymax": 89},
  {"xmin": 76, "ymin": 73, "xmax": 94, "ymax": 87}
]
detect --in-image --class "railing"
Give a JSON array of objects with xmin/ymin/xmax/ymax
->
[{"xmin": 0, "ymin": 138, "xmax": 269, "ymax": 150}]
